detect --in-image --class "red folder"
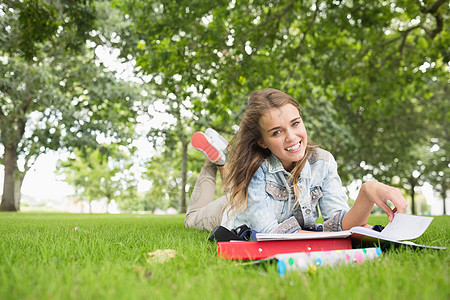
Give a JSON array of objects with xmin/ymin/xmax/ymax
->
[{"xmin": 217, "ymin": 238, "xmax": 352, "ymax": 260}]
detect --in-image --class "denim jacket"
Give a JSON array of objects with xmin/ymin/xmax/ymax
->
[{"xmin": 222, "ymin": 148, "xmax": 350, "ymax": 233}]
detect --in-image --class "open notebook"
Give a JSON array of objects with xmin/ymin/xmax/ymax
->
[{"xmin": 255, "ymin": 214, "xmax": 445, "ymax": 250}]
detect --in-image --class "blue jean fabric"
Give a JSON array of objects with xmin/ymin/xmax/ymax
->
[{"xmin": 222, "ymin": 148, "xmax": 350, "ymax": 233}]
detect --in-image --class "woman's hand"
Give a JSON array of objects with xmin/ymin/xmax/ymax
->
[
  {"xmin": 360, "ymin": 181, "xmax": 408, "ymax": 222},
  {"xmin": 342, "ymin": 181, "xmax": 408, "ymax": 230}
]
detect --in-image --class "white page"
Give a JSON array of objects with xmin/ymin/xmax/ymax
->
[
  {"xmin": 380, "ymin": 213, "xmax": 433, "ymax": 241},
  {"xmin": 350, "ymin": 226, "xmax": 383, "ymax": 238},
  {"xmin": 255, "ymin": 231, "xmax": 351, "ymax": 241},
  {"xmin": 256, "ymin": 214, "xmax": 433, "ymax": 242}
]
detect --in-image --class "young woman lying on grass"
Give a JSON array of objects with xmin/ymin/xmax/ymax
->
[{"xmin": 185, "ymin": 88, "xmax": 407, "ymax": 234}]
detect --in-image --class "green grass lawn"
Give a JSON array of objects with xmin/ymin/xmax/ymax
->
[{"xmin": 0, "ymin": 213, "xmax": 448, "ymax": 300}]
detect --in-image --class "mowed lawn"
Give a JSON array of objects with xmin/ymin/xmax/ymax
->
[{"xmin": 0, "ymin": 212, "xmax": 448, "ymax": 300}]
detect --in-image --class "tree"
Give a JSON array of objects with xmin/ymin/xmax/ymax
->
[
  {"xmin": 113, "ymin": 0, "xmax": 448, "ymax": 211},
  {"xmin": 0, "ymin": 1, "xmax": 140, "ymax": 211},
  {"xmin": 140, "ymin": 136, "xmax": 204, "ymax": 212},
  {"xmin": 58, "ymin": 147, "xmax": 138, "ymax": 213},
  {"xmin": 425, "ymin": 146, "xmax": 449, "ymax": 215},
  {"xmin": 422, "ymin": 78, "xmax": 449, "ymax": 214}
]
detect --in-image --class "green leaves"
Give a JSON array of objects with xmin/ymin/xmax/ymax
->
[
  {"xmin": 0, "ymin": 1, "xmax": 143, "ymax": 211},
  {"xmin": 111, "ymin": 0, "xmax": 449, "ymax": 212},
  {"xmin": 58, "ymin": 147, "xmax": 138, "ymax": 209},
  {"xmin": 1, "ymin": 0, "xmax": 97, "ymax": 60},
  {"xmin": 2, "ymin": 0, "xmax": 444, "ymax": 212}
]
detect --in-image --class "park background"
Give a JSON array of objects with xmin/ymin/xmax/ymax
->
[
  {"xmin": 0, "ymin": 2, "xmax": 449, "ymax": 300},
  {"xmin": 0, "ymin": 0, "xmax": 449, "ymax": 216}
]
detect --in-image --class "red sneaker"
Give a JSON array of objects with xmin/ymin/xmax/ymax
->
[{"xmin": 191, "ymin": 130, "xmax": 228, "ymax": 166}]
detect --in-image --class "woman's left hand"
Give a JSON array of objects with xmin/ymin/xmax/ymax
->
[
  {"xmin": 342, "ymin": 181, "xmax": 408, "ymax": 230},
  {"xmin": 360, "ymin": 181, "xmax": 408, "ymax": 222}
]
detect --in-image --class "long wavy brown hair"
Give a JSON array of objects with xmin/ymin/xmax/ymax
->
[{"xmin": 224, "ymin": 88, "xmax": 316, "ymax": 213}]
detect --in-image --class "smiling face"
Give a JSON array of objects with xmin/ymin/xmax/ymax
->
[{"xmin": 258, "ymin": 104, "xmax": 308, "ymax": 172}]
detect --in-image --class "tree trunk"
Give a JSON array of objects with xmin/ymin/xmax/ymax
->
[
  {"xmin": 442, "ymin": 190, "xmax": 447, "ymax": 216},
  {"xmin": 0, "ymin": 146, "xmax": 18, "ymax": 211},
  {"xmin": 180, "ymin": 138, "xmax": 188, "ymax": 213},
  {"xmin": 106, "ymin": 198, "xmax": 111, "ymax": 214},
  {"xmin": 14, "ymin": 170, "xmax": 26, "ymax": 211},
  {"xmin": 409, "ymin": 178, "xmax": 416, "ymax": 215}
]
